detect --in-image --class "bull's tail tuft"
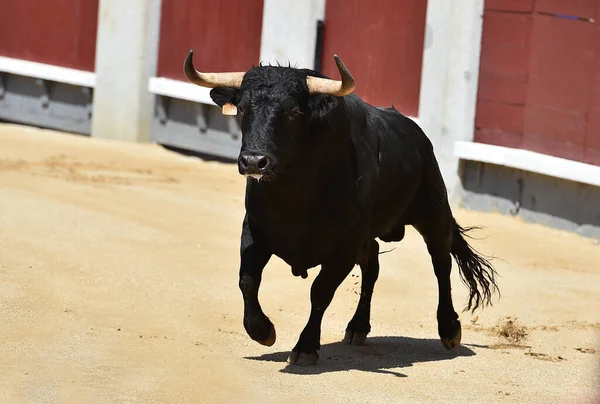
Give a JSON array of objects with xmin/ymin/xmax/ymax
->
[{"xmin": 450, "ymin": 220, "xmax": 499, "ymax": 313}]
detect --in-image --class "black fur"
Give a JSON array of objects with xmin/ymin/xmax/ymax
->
[{"xmin": 209, "ymin": 64, "xmax": 499, "ymax": 362}]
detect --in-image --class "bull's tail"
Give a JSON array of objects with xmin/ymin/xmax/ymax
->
[{"xmin": 450, "ymin": 220, "xmax": 499, "ymax": 313}]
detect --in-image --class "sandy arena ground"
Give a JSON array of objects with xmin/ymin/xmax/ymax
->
[{"xmin": 0, "ymin": 123, "xmax": 599, "ymax": 403}]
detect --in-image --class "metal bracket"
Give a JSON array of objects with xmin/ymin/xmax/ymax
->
[
  {"xmin": 156, "ymin": 95, "xmax": 170, "ymax": 124},
  {"xmin": 0, "ymin": 73, "xmax": 5, "ymax": 100},
  {"xmin": 194, "ymin": 103, "xmax": 208, "ymax": 133},
  {"xmin": 314, "ymin": 19, "xmax": 325, "ymax": 72},
  {"xmin": 81, "ymin": 87, "xmax": 93, "ymax": 118},
  {"xmin": 35, "ymin": 78, "xmax": 51, "ymax": 108},
  {"xmin": 475, "ymin": 160, "xmax": 484, "ymax": 187},
  {"xmin": 227, "ymin": 115, "xmax": 241, "ymax": 140},
  {"xmin": 510, "ymin": 178, "xmax": 524, "ymax": 216}
]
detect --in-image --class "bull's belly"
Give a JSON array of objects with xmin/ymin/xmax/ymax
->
[
  {"xmin": 247, "ymin": 196, "xmax": 369, "ymax": 271},
  {"xmin": 254, "ymin": 220, "xmax": 353, "ymax": 273},
  {"xmin": 267, "ymin": 235, "xmax": 328, "ymax": 271}
]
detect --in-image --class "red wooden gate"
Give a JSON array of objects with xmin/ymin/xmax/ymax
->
[
  {"xmin": 475, "ymin": 0, "xmax": 600, "ymax": 166},
  {"xmin": 320, "ymin": 0, "xmax": 428, "ymax": 117},
  {"xmin": 0, "ymin": 0, "xmax": 98, "ymax": 71},
  {"xmin": 157, "ymin": 0, "xmax": 264, "ymax": 82}
]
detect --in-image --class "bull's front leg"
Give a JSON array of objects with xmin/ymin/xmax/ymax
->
[
  {"xmin": 288, "ymin": 257, "xmax": 355, "ymax": 366},
  {"xmin": 239, "ymin": 215, "xmax": 275, "ymax": 346}
]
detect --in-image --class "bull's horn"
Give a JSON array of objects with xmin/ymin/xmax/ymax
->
[
  {"xmin": 184, "ymin": 49, "xmax": 246, "ymax": 89},
  {"xmin": 306, "ymin": 54, "xmax": 355, "ymax": 97}
]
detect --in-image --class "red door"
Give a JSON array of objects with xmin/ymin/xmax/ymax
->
[
  {"xmin": 156, "ymin": 0, "xmax": 264, "ymax": 81},
  {"xmin": 0, "ymin": 0, "xmax": 99, "ymax": 71},
  {"xmin": 320, "ymin": 0, "xmax": 428, "ymax": 116},
  {"xmin": 475, "ymin": 0, "xmax": 600, "ymax": 166}
]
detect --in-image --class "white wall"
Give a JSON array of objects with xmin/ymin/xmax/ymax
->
[
  {"xmin": 259, "ymin": 0, "xmax": 326, "ymax": 69},
  {"xmin": 418, "ymin": 0, "xmax": 484, "ymax": 205},
  {"xmin": 92, "ymin": 0, "xmax": 162, "ymax": 142}
]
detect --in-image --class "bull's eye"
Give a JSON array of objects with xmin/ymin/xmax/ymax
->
[
  {"xmin": 237, "ymin": 105, "xmax": 245, "ymax": 116},
  {"xmin": 289, "ymin": 106, "xmax": 302, "ymax": 120}
]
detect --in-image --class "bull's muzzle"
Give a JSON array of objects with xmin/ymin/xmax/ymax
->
[{"xmin": 238, "ymin": 151, "xmax": 274, "ymax": 181}]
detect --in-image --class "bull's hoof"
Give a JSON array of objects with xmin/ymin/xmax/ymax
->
[
  {"xmin": 245, "ymin": 314, "xmax": 276, "ymax": 347},
  {"xmin": 343, "ymin": 329, "xmax": 368, "ymax": 346},
  {"xmin": 440, "ymin": 325, "xmax": 462, "ymax": 350},
  {"xmin": 257, "ymin": 323, "xmax": 276, "ymax": 347},
  {"xmin": 287, "ymin": 351, "xmax": 319, "ymax": 366}
]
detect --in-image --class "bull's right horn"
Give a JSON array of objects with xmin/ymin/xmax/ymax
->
[
  {"xmin": 184, "ymin": 49, "xmax": 246, "ymax": 89},
  {"xmin": 306, "ymin": 54, "xmax": 355, "ymax": 97}
]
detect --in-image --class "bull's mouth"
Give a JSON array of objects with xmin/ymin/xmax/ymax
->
[
  {"xmin": 244, "ymin": 172, "xmax": 277, "ymax": 182},
  {"xmin": 245, "ymin": 173, "xmax": 263, "ymax": 181}
]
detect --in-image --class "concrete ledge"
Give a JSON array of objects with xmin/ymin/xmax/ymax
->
[
  {"xmin": 0, "ymin": 73, "xmax": 92, "ymax": 135},
  {"xmin": 0, "ymin": 56, "xmax": 96, "ymax": 88},
  {"xmin": 150, "ymin": 97, "xmax": 240, "ymax": 160},
  {"xmin": 461, "ymin": 160, "xmax": 600, "ymax": 238},
  {"xmin": 149, "ymin": 77, "xmax": 215, "ymax": 106},
  {"xmin": 455, "ymin": 140, "xmax": 600, "ymax": 188}
]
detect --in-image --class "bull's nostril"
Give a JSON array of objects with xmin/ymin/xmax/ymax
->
[
  {"xmin": 240, "ymin": 157, "xmax": 248, "ymax": 169},
  {"xmin": 257, "ymin": 156, "xmax": 269, "ymax": 170}
]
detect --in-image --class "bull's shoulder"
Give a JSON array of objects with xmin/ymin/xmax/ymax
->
[{"xmin": 367, "ymin": 105, "xmax": 433, "ymax": 151}]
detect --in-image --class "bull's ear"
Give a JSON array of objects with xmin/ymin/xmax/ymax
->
[
  {"xmin": 308, "ymin": 95, "xmax": 337, "ymax": 121},
  {"xmin": 209, "ymin": 87, "xmax": 239, "ymax": 108}
]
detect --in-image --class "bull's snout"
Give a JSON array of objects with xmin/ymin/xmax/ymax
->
[{"xmin": 238, "ymin": 151, "xmax": 273, "ymax": 179}]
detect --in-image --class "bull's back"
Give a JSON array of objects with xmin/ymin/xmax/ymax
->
[{"xmin": 364, "ymin": 106, "xmax": 443, "ymax": 238}]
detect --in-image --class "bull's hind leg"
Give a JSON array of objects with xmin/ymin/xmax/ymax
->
[
  {"xmin": 343, "ymin": 239, "xmax": 380, "ymax": 346},
  {"xmin": 414, "ymin": 212, "xmax": 462, "ymax": 350}
]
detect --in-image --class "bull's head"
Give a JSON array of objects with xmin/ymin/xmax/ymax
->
[{"xmin": 183, "ymin": 50, "xmax": 355, "ymax": 181}]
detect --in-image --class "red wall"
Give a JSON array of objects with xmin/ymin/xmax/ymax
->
[
  {"xmin": 157, "ymin": 0, "xmax": 264, "ymax": 81},
  {"xmin": 321, "ymin": 0, "xmax": 428, "ymax": 117},
  {"xmin": 475, "ymin": 0, "xmax": 600, "ymax": 166},
  {"xmin": 0, "ymin": 1, "xmax": 98, "ymax": 72}
]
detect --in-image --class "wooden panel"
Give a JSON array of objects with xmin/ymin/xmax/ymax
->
[
  {"xmin": 527, "ymin": 55, "xmax": 595, "ymax": 112},
  {"xmin": 474, "ymin": 6, "xmax": 533, "ymax": 153},
  {"xmin": 0, "ymin": 0, "xmax": 98, "ymax": 71},
  {"xmin": 584, "ymin": 21, "xmax": 600, "ymax": 166},
  {"xmin": 479, "ymin": 13, "xmax": 532, "ymax": 76},
  {"xmin": 157, "ymin": 0, "xmax": 264, "ymax": 81},
  {"xmin": 523, "ymin": 105, "xmax": 587, "ymax": 161},
  {"xmin": 523, "ymin": 12, "xmax": 595, "ymax": 161},
  {"xmin": 321, "ymin": 0, "xmax": 427, "ymax": 116},
  {"xmin": 585, "ymin": 102, "xmax": 600, "ymax": 165},
  {"xmin": 485, "ymin": 0, "xmax": 535, "ymax": 12},
  {"xmin": 476, "ymin": 100, "xmax": 525, "ymax": 134},
  {"xmin": 477, "ymin": 72, "xmax": 528, "ymax": 104},
  {"xmin": 475, "ymin": 1, "xmax": 600, "ymax": 167},
  {"xmin": 521, "ymin": 134, "xmax": 585, "ymax": 162},
  {"xmin": 530, "ymin": 11, "xmax": 597, "ymax": 50},
  {"xmin": 536, "ymin": 0, "xmax": 597, "ymax": 19},
  {"xmin": 476, "ymin": 10, "xmax": 532, "ymax": 110},
  {"xmin": 527, "ymin": 16, "xmax": 596, "ymax": 112},
  {"xmin": 479, "ymin": 43, "xmax": 531, "ymax": 76},
  {"xmin": 481, "ymin": 12, "xmax": 533, "ymax": 46},
  {"xmin": 474, "ymin": 128, "xmax": 523, "ymax": 149}
]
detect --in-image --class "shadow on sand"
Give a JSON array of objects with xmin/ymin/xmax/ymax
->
[{"xmin": 245, "ymin": 336, "xmax": 476, "ymax": 377}]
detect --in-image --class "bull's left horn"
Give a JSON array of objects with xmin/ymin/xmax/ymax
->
[
  {"xmin": 306, "ymin": 54, "xmax": 355, "ymax": 97},
  {"xmin": 184, "ymin": 49, "xmax": 246, "ymax": 89}
]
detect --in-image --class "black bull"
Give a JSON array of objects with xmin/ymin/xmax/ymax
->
[{"xmin": 184, "ymin": 50, "xmax": 499, "ymax": 365}]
